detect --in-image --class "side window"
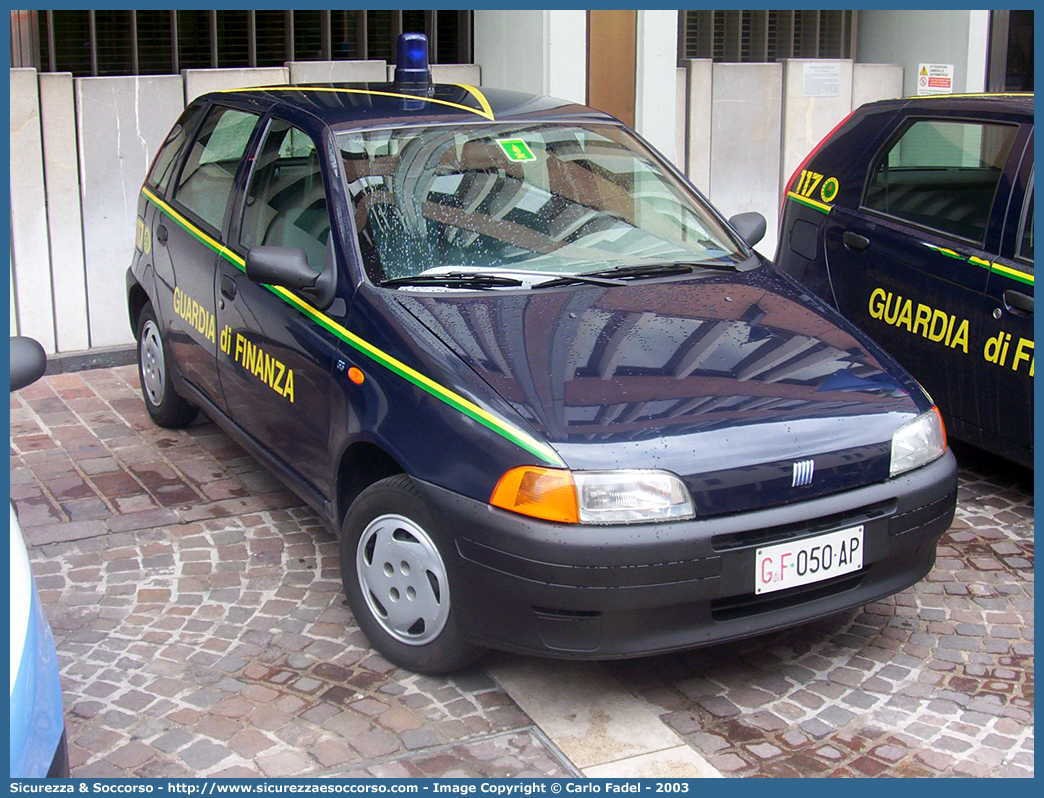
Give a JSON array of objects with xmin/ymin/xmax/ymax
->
[
  {"xmin": 173, "ymin": 105, "xmax": 260, "ymax": 232},
  {"xmin": 240, "ymin": 120, "xmax": 329, "ymax": 274},
  {"xmin": 863, "ymin": 119, "xmax": 1018, "ymax": 245},
  {"xmin": 146, "ymin": 104, "xmax": 202, "ymax": 196}
]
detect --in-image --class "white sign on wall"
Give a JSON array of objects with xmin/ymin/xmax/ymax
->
[
  {"xmin": 802, "ymin": 62, "xmax": 841, "ymax": 97},
  {"xmin": 917, "ymin": 63, "xmax": 954, "ymax": 95}
]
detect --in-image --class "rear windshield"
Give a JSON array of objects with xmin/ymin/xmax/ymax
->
[{"xmin": 334, "ymin": 122, "xmax": 746, "ymax": 285}]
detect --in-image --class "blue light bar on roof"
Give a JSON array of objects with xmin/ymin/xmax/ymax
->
[{"xmin": 395, "ymin": 32, "xmax": 431, "ymax": 86}]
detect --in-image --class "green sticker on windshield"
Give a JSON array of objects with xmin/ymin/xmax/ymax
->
[{"xmin": 496, "ymin": 139, "xmax": 537, "ymax": 163}]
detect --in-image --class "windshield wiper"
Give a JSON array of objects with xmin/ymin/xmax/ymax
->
[
  {"xmin": 602, "ymin": 260, "xmax": 741, "ymax": 277},
  {"xmin": 534, "ymin": 274, "xmax": 629, "ymax": 289},
  {"xmin": 585, "ymin": 263, "xmax": 695, "ymax": 280},
  {"xmin": 534, "ymin": 261, "xmax": 742, "ymax": 289},
  {"xmin": 380, "ymin": 273, "xmax": 524, "ymax": 290}
]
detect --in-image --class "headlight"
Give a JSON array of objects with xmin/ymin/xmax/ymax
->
[
  {"xmin": 890, "ymin": 407, "xmax": 946, "ymax": 477},
  {"xmin": 490, "ymin": 467, "xmax": 694, "ymax": 524}
]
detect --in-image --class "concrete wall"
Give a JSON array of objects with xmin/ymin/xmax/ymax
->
[
  {"xmin": 183, "ymin": 67, "xmax": 289, "ymax": 104},
  {"xmin": 635, "ymin": 10, "xmax": 679, "ymax": 164},
  {"xmin": 681, "ymin": 60, "xmax": 713, "ymax": 197},
  {"xmin": 76, "ymin": 76, "xmax": 185, "ymax": 348},
  {"xmin": 546, "ymin": 10, "xmax": 587, "ymax": 105},
  {"xmin": 39, "ymin": 73, "xmax": 88, "ymax": 352},
  {"xmin": 709, "ymin": 63, "xmax": 784, "ymax": 257},
  {"xmin": 10, "ymin": 68, "xmax": 55, "ymax": 351},
  {"xmin": 853, "ymin": 63, "xmax": 905, "ymax": 109},
  {"xmin": 290, "ymin": 60, "xmax": 385, "ymax": 84},
  {"xmin": 857, "ymin": 10, "xmax": 988, "ymax": 97},
  {"xmin": 474, "ymin": 9, "xmax": 586, "ymax": 104}
]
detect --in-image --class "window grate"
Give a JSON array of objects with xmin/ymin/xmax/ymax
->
[
  {"xmin": 255, "ymin": 11, "xmax": 288, "ymax": 68},
  {"xmin": 176, "ymin": 11, "xmax": 212, "ymax": 71},
  {"xmin": 215, "ymin": 10, "xmax": 249, "ymax": 68},
  {"xmin": 680, "ymin": 9, "xmax": 853, "ymax": 62},
  {"xmin": 330, "ymin": 11, "xmax": 360, "ymax": 61},
  {"xmin": 366, "ymin": 10, "xmax": 396, "ymax": 63},
  {"xmin": 27, "ymin": 9, "xmax": 473, "ymax": 77}
]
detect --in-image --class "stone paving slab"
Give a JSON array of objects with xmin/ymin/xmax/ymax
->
[{"xmin": 11, "ymin": 367, "xmax": 1035, "ymax": 778}]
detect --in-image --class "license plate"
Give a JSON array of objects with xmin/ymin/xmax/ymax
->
[{"xmin": 755, "ymin": 525, "xmax": 864, "ymax": 595}]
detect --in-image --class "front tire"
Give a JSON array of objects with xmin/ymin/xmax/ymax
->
[
  {"xmin": 136, "ymin": 302, "xmax": 198, "ymax": 428},
  {"xmin": 340, "ymin": 475, "xmax": 482, "ymax": 674}
]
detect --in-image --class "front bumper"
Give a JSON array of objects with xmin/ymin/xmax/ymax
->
[{"xmin": 416, "ymin": 451, "xmax": 957, "ymax": 658}]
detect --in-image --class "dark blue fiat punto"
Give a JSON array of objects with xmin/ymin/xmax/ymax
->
[{"xmin": 127, "ymin": 35, "xmax": 957, "ymax": 673}]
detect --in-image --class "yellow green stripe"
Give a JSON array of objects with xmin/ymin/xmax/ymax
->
[
  {"xmin": 452, "ymin": 84, "xmax": 495, "ymax": 121},
  {"xmin": 990, "ymin": 262, "xmax": 1034, "ymax": 286},
  {"xmin": 140, "ymin": 188, "xmax": 563, "ymax": 467},
  {"xmin": 926, "ymin": 244, "xmax": 964, "ymax": 260},
  {"xmin": 786, "ymin": 191, "xmax": 832, "ymax": 214},
  {"xmin": 923, "ymin": 242, "xmax": 1034, "ymax": 286},
  {"xmin": 217, "ymin": 85, "xmax": 495, "ymax": 121}
]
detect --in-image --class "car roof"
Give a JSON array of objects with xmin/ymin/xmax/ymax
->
[
  {"xmin": 198, "ymin": 82, "xmax": 619, "ymax": 131},
  {"xmin": 856, "ymin": 92, "xmax": 1033, "ymax": 117}
]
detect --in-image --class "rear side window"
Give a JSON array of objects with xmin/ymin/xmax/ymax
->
[
  {"xmin": 146, "ymin": 104, "xmax": 202, "ymax": 196},
  {"xmin": 173, "ymin": 105, "xmax": 260, "ymax": 232},
  {"xmin": 863, "ymin": 119, "xmax": 1018, "ymax": 245}
]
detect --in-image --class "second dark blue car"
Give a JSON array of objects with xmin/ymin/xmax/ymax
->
[
  {"xmin": 126, "ymin": 35, "xmax": 957, "ymax": 673},
  {"xmin": 776, "ymin": 93, "xmax": 1033, "ymax": 468}
]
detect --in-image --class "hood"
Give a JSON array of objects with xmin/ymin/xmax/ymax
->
[{"xmin": 394, "ymin": 267, "xmax": 928, "ymax": 516}]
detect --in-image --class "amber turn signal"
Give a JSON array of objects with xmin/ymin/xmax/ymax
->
[{"xmin": 490, "ymin": 466, "xmax": 579, "ymax": 524}]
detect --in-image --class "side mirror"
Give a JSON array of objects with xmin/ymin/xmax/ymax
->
[
  {"xmin": 729, "ymin": 212, "xmax": 767, "ymax": 247},
  {"xmin": 245, "ymin": 245, "xmax": 338, "ymax": 311},
  {"xmin": 246, "ymin": 246, "xmax": 317, "ymax": 290},
  {"xmin": 10, "ymin": 336, "xmax": 47, "ymax": 392}
]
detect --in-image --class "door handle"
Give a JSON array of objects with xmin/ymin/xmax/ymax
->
[
  {"xmin": 220, "ymin": 275, "xmax": 238, "ymax": 301},
  {"xmin": 1003, "ymin": 289, "xmax": 1034, "ymax": 316},
  {"xmin": 156, "ymin": 225, "xmax": 168, "ymax": 245},
  {"xmin": 842, "ymin": 231, "xmax": 870, "ymax": 251}
]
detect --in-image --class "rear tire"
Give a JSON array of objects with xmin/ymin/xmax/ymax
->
[
  {"xmin": 340, "ymin": 475, "xmax": 482, "ymax": 674},
  {"xmin": 136, "ymin": 302, "xmax": 198, "ymax": 428}
]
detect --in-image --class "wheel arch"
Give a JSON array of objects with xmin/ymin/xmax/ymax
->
[
  {"xmin": 334, "ymin": 441, "xmax": 405, "ymax": 532},
  {"xmin": 127, "ymin": 276, "xmax": 151, "ymax": 339}
]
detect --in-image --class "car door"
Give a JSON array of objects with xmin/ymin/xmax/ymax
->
[
  {"xmin": 980, "ymin": 128, "xmax": 1033, "ymax": 464},
  {"xmin": 822, "ymin": 113, "xmax": 1031, "ymax": 436},
  {"xmin": 216, "ymin": 116, "xmax": 347, "ymax": 507},
  {"xmin": 159, "ymin": 103, "xmax": 262, "ymax": 411}
]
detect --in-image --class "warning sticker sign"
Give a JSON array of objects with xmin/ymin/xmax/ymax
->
[{"xmin": 917, "ymin": 63, "xmax": 954, "ymax": 95}]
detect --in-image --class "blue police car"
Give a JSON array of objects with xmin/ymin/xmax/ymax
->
[
  {"xmin": 776, "ymin": 94, "xmax": 1033, "ymax": 468},
  {"xmin": 127, "ymin": 35, "xmax": 957, "ymax": 673}
]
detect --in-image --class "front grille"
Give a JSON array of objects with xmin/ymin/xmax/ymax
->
[
  {"xmin": 710, "ymin": 569, "xmax": 865, "ymax": 622},
  {"xmin": 711, "ymin": 499, "xmax": 896, "ymax": 552}
]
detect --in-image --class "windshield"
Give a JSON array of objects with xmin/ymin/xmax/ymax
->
[{"xmin": 335, "ymin": 122, "xmax": 747, "ymax": 287}]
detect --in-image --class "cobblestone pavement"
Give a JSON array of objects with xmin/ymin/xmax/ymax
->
[{"xmin": 11, "ymin": 366, "xmax": 1033, "ymax": 778}]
